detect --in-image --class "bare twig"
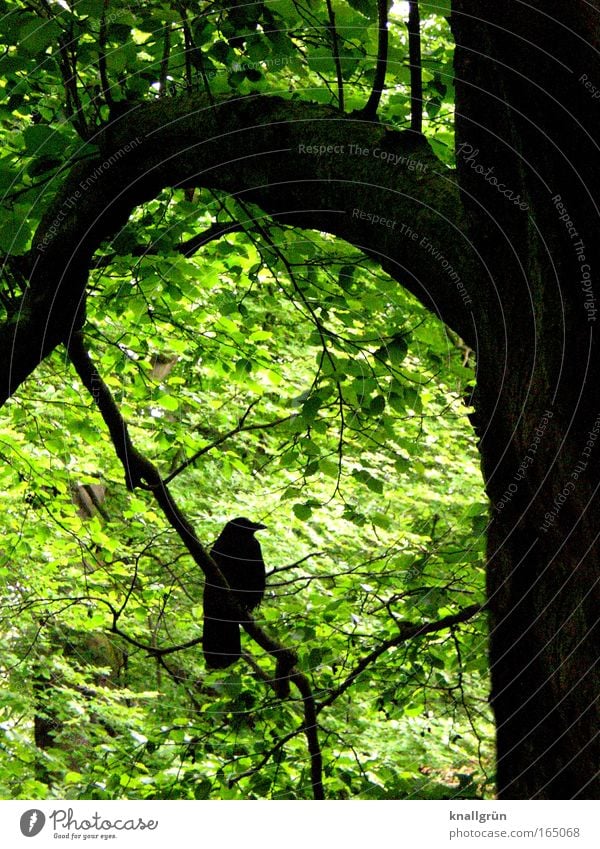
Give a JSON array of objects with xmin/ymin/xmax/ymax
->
[
  {"xmin": 266, "ymin": 551, "xmax": 325, "ymax": 577},
  {"xmin": 159, "ymin": 23, "xmax": 172, "ymax": 98},
  {"xmin": 99, "ymin": 0, "xmax": 113, "ymax": 106},
  {"xmin": 91, "ymin": 220, "xmax": 248, "ymax": 268},
  {"xmin": 407, "ymin": 1, "xmax": 423, "ymax": 133},
  {"xmin": 318, "ymin": 604, "xmax": 482, "ymax": 712},
  {"xmin": 362, "ymin": 0, "xmax": 389, "ymax": 119},
  {"xmin": 325, "ymin": 0, "xmax": 344, "ymax": 112},
  {"xmin": 164, "ymin": 400, "xmax": 293, "ymax": 485}
]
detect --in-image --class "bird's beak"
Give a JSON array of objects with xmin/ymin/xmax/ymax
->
[{"xmin": 255, "ymin": 522, "xmax": 267, "ymax": 531}]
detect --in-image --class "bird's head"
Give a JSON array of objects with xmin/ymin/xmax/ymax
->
[{"xmin": 226, "ymin": 517, "xmax": 267, "ymax": 533}]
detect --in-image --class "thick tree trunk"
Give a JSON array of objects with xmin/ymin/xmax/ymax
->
[{"xmin": 453, "ymin": 1, "xmax": 600, "ymax": 797}]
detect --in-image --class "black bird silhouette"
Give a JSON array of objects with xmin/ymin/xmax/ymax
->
[{"xmin": 202, "ymin": 517, "xmax": 267, "ymax": 669}]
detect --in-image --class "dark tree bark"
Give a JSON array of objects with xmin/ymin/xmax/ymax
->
[
  {"xmin": 452, "ymin": 1, "xmax": 600, "ymax": 798},
  {"xmin": 1, "ymin": 1, "xmax": 598, "ymax": 799}
]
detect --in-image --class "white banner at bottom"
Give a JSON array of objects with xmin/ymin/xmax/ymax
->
[{"xmin": 0, "ymin": 800, "xmax": 598, "ymax": 849}]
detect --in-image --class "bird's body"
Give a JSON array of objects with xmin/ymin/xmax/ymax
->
[{"xmin": 202, "ymin": 517, "xmax": 266, "ymax": 669}]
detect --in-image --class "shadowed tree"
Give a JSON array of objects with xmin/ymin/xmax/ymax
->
[{"xmin": 0, "ymin": 1, "xmax": 598, "ymax": 798}]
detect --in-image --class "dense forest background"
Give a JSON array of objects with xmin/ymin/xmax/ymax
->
[{"xmin": 0, "ymin": 0, "xmax": 504, "ymax": 800}]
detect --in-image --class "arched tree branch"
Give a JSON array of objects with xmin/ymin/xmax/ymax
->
[{"xmin": 0, "ymin": 93, "xmax": 476, "ymax": 408}]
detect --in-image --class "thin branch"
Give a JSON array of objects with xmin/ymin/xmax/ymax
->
[
  {"xmin": 266, "ymin": 551, "xmax": 325, "ymax": 578},
  {"xmin": 325, "ymin": 0, "xmax": 344, "ymax": 112},
  {"xmin": 116, "ymin": 543, "xmax": 140, "ymax": 619},
  {"xmin": 35, "ymin": 0, "xmax": 89, "ymax": 137},
  {"xmin": 99, "ymin": 0, "xmax": 113, "ymax": 106},
  {"xmin": 318, "ymin": 604, "xmax": 483, "ymax": 713},
  {"xmin": 156, "ymin": 654, "xmax": 204, "ymax": 712},
  {"xmin": 179, "ymin": 5, "xmax": 193, "ymax": 90},
  {"xmin": 361, "ymin": 0, "xmax": 389, "ymax": 119},
  {"xmin": 164, "ymin": 400, "xmax": 293, "ymax": 485},
  {"xmin": 229, "ymin": 727, "xmax": 301, "ymax": 786},
  {"xmin": 159, "ymin": 23, "xmax": 172, "ymax": 97},
  {"xmin": 407, "ymin": 1, "xmax": 423, "ymax": 133},
  {"xmin": 111, "ymin": 621, "xmax": 203, "ymax": 657},
  {"xmin": 57, "ymin": 31, "xmax": 89, "ymax": 139},
  {"xmin": 91, "ymin": 221, "xmax": 248, "ymax": 268}
]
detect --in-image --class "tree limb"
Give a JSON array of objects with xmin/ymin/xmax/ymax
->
[
  {"xmin": 361, "ymin": 0, "xmax": 389, "ymax": 119},
  {"xmin": 325, "ymin": 0, "xmax": 344, "ymax": 112},
  {"xmin": 65, "ymin": 328, "xmax": 325, "ymax": 798},
  {"xmin": 290, "ymin": 669, "xmax": 324, "ymax": 799},
  {"xmin": 0, "ymin": 93, "xmax": 475, "ymax": 407},
  {"xmin": 164, "ymin": 401, "xmax": 293, "ymax": 485},
  {"xmin": 159, "ymin": 23, "xmax": 172, "ymax": 98},
  {"xmin": 318, "ymin": 603, "xmax": 483, "ymax": 712},
  {"xmin": 98, "ymin": 0, "xmax": 113, "ymax": 107},
  {"xmin": 266, "ymin": 551, "xmax": 325, "ymax": 578},
  {"xmin": 407, "ymin": 1, "xmax": 423, "ymax": 134}
]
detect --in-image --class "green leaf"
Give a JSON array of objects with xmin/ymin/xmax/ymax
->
[
  {"xmin": 23, "ymin": 125, "xmax": 69, "ymax": 157},
  {"xmin": 293, "ymin": 503, "xmax": 312, "ymax": 520},
  {"xmin": 422, "ymin": 0, "xmax": 452, "ymax": 16},
  {"xmin": 395, "ymin": 456, "xmax": 410, "ymax": 473},
  {"xmin": 157, "ymin": 394, "xmax": 179, "ymax": 411},
  {"xmin": 301, "ymin": 396, "xmax": 322, "ymax": 421},
  {"xmin": 0, "ymin": 207, "xmax": 32, "ymax": 253},
  {"xmin": 352, "ymin": 468, "xmax": 384, "ymax": 494},
  {"xmin": 18, "ymin": 19, "xmax": 61, "ymax": 55},
  {"xmin": 306, "ymin": 48, "xmax": 337, "ymax": 76},
  {"xmin": 388, "ymin": 336, "xmax": 409, "ymax": 364},
  {"xmin": 344, "ymin": 1, "xmax": 378, "ymax": 22},
  {"xmin": 76, "ymin": 0, "xmax": 107, "ymax": 17},
  {"xmin": 369, "ymin": 395, "xmax": 386, "ymax": 415},
  {"xmin": 319, "ymin": 458, "xmax": 339, "ymax": 478}
]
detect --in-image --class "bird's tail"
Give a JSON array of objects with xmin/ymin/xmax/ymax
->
[{"xmin": 202, "ymin": 616, "xmax": 241, "ymax": 669}]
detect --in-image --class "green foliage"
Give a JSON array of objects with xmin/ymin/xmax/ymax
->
[{"xmin": 0, "ymin": 0, "xmax": 492, "ymax": 800}]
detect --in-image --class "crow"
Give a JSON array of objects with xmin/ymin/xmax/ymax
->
[{"xmin": 202, "ymin": 517, "xmax": 267, "ymax": 669}]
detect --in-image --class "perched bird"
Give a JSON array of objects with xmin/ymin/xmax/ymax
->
[{"xmin": 202, "ymin": 517, "xmax": 267, "ymax": 669}]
